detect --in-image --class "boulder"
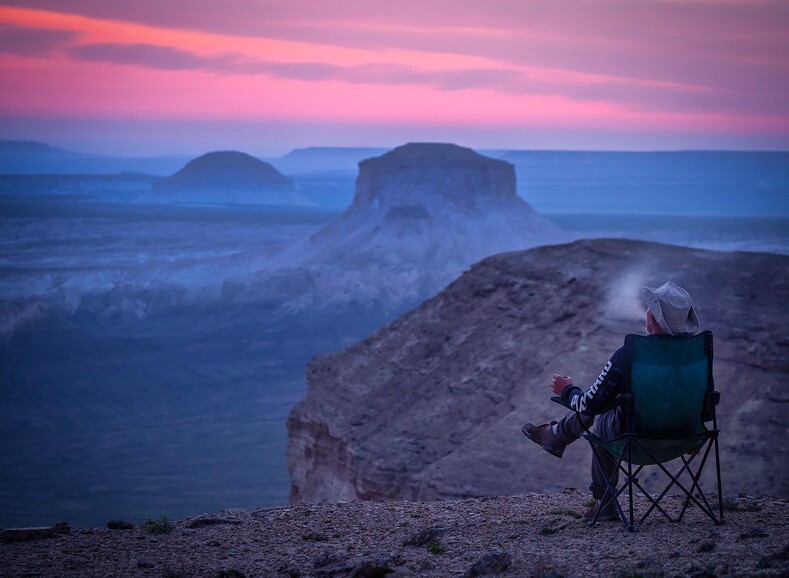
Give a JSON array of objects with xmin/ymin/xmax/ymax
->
[{"xmin": 1, "ymin": 522, "xmax": 69, "ymax": 543}]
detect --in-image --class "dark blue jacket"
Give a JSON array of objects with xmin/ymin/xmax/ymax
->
[
  {"xmin": 560, "ymin": 346, "xmax": 628, "ymax": 416},
  {"xmin": 560, "ymin": 333, "xmax": 697, "ymax": 416}
]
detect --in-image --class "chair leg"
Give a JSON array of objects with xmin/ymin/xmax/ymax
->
[
  {"xmin": 634, "ymin": 438, "xmax": 721, "ymax": 526},
  {"xmin": 675, "ymin": 436, "xmax": 725, "ymax": 526},
  {"xmin": 678, "ymin": 441, "xmax": 715, "ymax": 522},
  {"xmin": 627, "ymin": 439, "xmax": 635, "ymax": 531},
  {"xmin": 588, "ymin": 442, "xmax": 629, "ymax": 529},
  {"xmin": 629, "ymin": 473, "xmax": 674, "ymax": 526},
  {"xmin": 714, "ymin": 432, "xmax": 724, "ymax": 523},
  {"xmin": 586, "ymin": 431, "xmax": 723, "ymax": 529}
]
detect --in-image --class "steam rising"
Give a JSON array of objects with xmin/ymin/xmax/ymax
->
[{"xmin": 604, "ymin": 265, "xmax": 651, "ymax": 325}]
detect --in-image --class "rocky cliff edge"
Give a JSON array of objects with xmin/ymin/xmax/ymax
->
[{"xmin": 288, "ymin": 238, "xmax": 788, "ymax": 504}]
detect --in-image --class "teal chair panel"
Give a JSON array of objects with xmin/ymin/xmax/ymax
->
[{"xmin": 629, "ymin": 333, "xmax": 709, "ymax": 439}]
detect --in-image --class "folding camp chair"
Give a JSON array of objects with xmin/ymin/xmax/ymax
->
[{"xmin": 553, "ymin": 330, "xmax": 723, "ymax": 531}]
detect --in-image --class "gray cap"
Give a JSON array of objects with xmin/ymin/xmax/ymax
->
[{"xmin": 640, "ymin": 281, "xmax": 700, "ymax": 336}]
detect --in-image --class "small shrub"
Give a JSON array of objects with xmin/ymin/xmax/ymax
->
[
  {"xmin": 426, "ymin": 540, "xmax": 447, "ymax": 554},
  {"xmin": 722, "ymin": 496, "xmax": 741, "ymax": 511},
  {"xmin": 142, "ymin": 516, "xmax": 175, "ymax": 534},
  {"xmin": 737, "ymin": 528, "xmax": 769, "ymax": 541},
  {"xmin": 539, "ymin": 526, "xmax": 559, "ymax": 536},
  {"xmin": 313, "ymin": 553, "xmax": 338, "ymax": 569},
  {"xmin": 548, "ymin": 508, "xmax": 582, "ymax": 519},
  {"xmin": 532, "ymin": 556, "xmax": 565, "ymax": 578},
  {"xmin": 698, "ymin": 541, "xmax": 715, "ymax": 553},
  {"xmin": 214, "ymin": 571, "xmax": 246, "ymax": 578},
  {"xmin": 722, "ymin": 496, "xmax": 762, "ymax": 512},
  {"xmin": 615, "ymin": 571, "xmax": 663, "ymax": 578},
  {"xmin": 404, "ymin": 527, "xmax": 446, "ymax": 546},
  {"xmin": 683, "ymin": 564, "xmax": 716, "ymax": 578},
  {"xmin": 583, "ymin": 498, "xmax": 597, "ymax": 508}
]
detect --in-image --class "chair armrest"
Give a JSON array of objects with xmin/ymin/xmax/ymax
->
[{"xmin": 551, "ymin": 394, "xmax": 629, "ymax": 414}]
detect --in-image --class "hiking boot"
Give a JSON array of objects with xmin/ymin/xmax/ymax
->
[
  {"xmin": 582, "ymin": 499, "xmax": 620, "ymax": 523},
  {"xmin": 521, "ymin": 421, "xmax": 567, "ymax": 458}
]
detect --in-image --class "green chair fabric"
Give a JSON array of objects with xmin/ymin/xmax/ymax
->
[{"xmin": 628, "ymin": 333, "xmax": 709, "ymax": 439}]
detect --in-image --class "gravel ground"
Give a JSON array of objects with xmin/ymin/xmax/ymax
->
[{"xmin": 1, "ymin": 490, "xmax": 787, "ymax": 578}]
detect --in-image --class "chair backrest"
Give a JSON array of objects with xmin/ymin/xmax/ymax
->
[{"xmin": 624, "ymin": 331, "xmax": 714, "ymax": 439}]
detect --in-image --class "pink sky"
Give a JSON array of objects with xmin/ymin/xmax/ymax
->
[{"xmin": 0, "ymin": 0, "xmax": 787, "ymax": 156}]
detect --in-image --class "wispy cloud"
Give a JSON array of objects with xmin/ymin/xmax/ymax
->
[
  {"xmin": 0, "ymin": 0, "xmax": 787, "ymax": 150},
  {"xmin": 0, "ymin": 22, "xmax": 76, "ymax": 56},
  {"xmin": 65, "ymin": 40, "xmax": 728, "ymax": 115},
  {"xmin": 69, "ymin": 42, "xmax": 237, "ymax": 72}
]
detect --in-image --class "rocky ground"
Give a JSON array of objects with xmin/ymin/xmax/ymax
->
[{"xmin": 2, "ymin": 491, "xmax": 787, "ymax": 578}]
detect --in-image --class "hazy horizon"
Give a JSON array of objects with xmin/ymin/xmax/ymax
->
[
  {"xmin": 2, "ymin": 149, "xmax": 787, "ymax": 528},
  {"xmin": 5, "ymin": 137, "xmax": 789, "ymax": 161}
]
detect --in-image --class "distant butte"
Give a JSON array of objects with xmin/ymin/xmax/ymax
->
[
  {"xmin": 255, "ymin": 142, "xmax": 568, "ymax": 308},
  {"xmin": 153, "ymin": 151, "xmax": 310, "ymax": 206},
  {"xmin": 352, "ymin": 142, "xmax": 517, "ymax": 208}
]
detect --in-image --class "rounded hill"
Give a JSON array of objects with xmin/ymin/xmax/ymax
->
[{"xmin": 154, "ymin": 151, "xmax": 295, "ymax": 192}]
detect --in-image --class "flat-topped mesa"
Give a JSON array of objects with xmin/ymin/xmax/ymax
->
[
  {"xmin": 352, "ymin": 143, "xmax": 516, "ymax": 209},
  {"xmin": 255, "ymin": 141, "xmax": 565, "ymax": 309}
]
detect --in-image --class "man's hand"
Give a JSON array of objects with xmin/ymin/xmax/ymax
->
[{"xmin": 550, "ymin": 374, "xmax": 573, "ymax": 395}]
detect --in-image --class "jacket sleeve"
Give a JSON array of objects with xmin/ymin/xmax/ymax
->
[{"xmin": 561, "ymin": 346, "xmax": 627, "ymax": 417}]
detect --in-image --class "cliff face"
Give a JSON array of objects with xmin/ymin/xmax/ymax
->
[
  {"xmin": 257, "ymin": 143, "xmax": 567, "ymax": 308},
  {"xmin": 287, "ymin": 238, "xmax": 789, "ymax": 503}
]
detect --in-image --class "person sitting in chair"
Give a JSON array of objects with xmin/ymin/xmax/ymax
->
[{"xmin": 521, "ymin": 281, "xmax": 701, "ymax": 522}]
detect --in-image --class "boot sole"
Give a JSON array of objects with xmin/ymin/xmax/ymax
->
[{"xmin": 521, "ymin": 423, "xmax": 565, "ymax": 458}]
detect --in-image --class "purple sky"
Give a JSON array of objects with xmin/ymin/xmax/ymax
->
[{"xmin": 1, "ymin": 0, "xmax": 787, "ymax": 155}]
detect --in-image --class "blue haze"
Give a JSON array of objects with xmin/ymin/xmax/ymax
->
[{"xmin": 0, "ymin": 146, "xmax": 787, "ymax": 528}]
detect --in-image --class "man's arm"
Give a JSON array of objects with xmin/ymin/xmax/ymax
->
[{"xmin": 560, "ymin": 346, "xmax": 627, "ymax": 416}]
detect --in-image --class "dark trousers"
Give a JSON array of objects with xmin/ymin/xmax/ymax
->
[{"xmin": 557, "ymin": 408, "xmax": 624, "ymax": 500}]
